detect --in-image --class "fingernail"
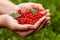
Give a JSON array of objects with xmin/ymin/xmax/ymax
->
[
  {"xmin": 29, "ymin": 26, "xmax": 34, "ymax": 30},
  {"xmin": 44, "ymin": 16, "xmax": 46, "ymax": 18},
  {"xmin": 46, "ymin": 9, "xmax": 49, "ymax": 12},
  {"xmin": 40, "ymin": 11, "xmax": 44, "ymax": 14}
]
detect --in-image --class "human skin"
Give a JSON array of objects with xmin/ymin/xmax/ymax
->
[{"xmin": 0, "ymin": 0, "xmax": 50, "ymax": 37}]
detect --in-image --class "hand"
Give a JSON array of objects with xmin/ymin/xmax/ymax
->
[
  {"xmin": 13, "ymin": 3, "xmax": 50, "ymax": 37},
  {"xmin": 0, "ymin": 1, "xmax": 50, "ymax": 37},
  {"xmin": 4, "ymin": 14, "xmax": 35, "ymax": 31},
  {"xmin": 17, "ymin": 3, "xmax": 45, "ymax": 12},
  {"xmin": 14, "ymin": 10, "xmax": 50, "ymax": 37},
  {"xmin": 0, "ymin": 0, "xmax": 17, "ymax": 14},
  {"xmin": 3, "ymin": 10, "xmax": 50, "ymax": 37}
]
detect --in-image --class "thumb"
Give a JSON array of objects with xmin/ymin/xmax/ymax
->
[
  {"xmin": 34, "ymin": 16, "xmax": 46, "ymax": 29},
  {"xmin": 31, "ymin": 3, "xmax": 45, "ymax": 11},
  {"xmin": 13, "ymin": 24, "xmax": 34, "ymax": 31}
]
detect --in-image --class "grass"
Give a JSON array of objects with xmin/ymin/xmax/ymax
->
[{"xmin": 0, "ymin": 0, "xmax": 60, "ymax": 40}]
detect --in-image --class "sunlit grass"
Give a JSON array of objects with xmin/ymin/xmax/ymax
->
[{"xmin": 0, "ymin": 0, "xmax": 60, "ymax": 40}]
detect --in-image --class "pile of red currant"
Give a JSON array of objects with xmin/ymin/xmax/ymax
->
[{"xmin": 16, "ymin": 9, "xmax": 44, "ymax": 25}]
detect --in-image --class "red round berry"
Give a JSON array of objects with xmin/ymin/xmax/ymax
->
[{"xmin": 17, "ymin": 9, "xmax": 44, "ymax": 25}]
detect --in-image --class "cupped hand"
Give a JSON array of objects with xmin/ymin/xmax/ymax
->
[
  {"xmin": 13, "ymin": 3, "xmax": 50, "ymax": 37},
  {"xmin": 14, "ymin": 10, "xmax": 50, "ymax": 37},
  {"xmin": 17, "ymin": 3, "xmax": 45, "ymax": 12},
  {"xmin": 4, "ymin": 14, "xmax": 35, "ymax": 31},
  {"xmin": 4, "ymin": 10, "xmax": 50, "ymax": 37},
  {"xmin": 0, "ymin": 1, "xmax": 50, "ymax": 37}
]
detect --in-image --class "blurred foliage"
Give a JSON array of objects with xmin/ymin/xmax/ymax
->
[{"xmin": 0, "ymin": 0, "xmax": 60, "ymax": 40}]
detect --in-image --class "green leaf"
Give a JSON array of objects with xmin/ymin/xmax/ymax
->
[
  {"xmin": 32, "ymin": 10, "xmax": 36, "ymax": 15},
  {"xmin": 12, "ymin": 36, "xmax": 17, "ymax": 40},
  {"xmin": 10, "ymin": 13, "xmax": 21, "ymax": 18}
]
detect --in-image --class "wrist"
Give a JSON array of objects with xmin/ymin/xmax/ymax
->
[
  {"xmin": 0, "ymin": 0, "xmax": 17, "ymax": 15},
  {"xmin": 0, "ymin": 15, "xmax": 7, "ymax": 28}
]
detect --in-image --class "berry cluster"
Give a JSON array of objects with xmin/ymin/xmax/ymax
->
[{"xmin": 16, "ymin": 9, "xmax": 44, "ymax": 25}]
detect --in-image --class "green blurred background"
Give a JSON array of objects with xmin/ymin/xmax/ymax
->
[{"xmin": 0, "ymin": 0, "xmax": 60, "ymax": 40}]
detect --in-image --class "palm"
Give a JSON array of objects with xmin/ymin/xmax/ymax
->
[
  {"xmin": 6, "ymin": 14, "xmax": 34, "ymax": 31},
  {"xmin": 5, "ymin": 15, "xmax": 19, "ymax": 29},
  {"xmin": 12, "ymin": 3, "xmax": 50, "ymax": 37},
  {"xmin": 6, "ymin": 15, "xmax": 35, "ymax": 37},
  {"xmin": 5, "ymin": 3, "xmax": 50, "ymax": 37}
]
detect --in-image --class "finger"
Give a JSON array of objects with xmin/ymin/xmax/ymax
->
[
  {"xmin": 46, "ymin": 9, "xmax": 50, "ymax": 12},
  {"xmin": 18, "ymin": 3, "xmax": 33, "ymax": 12},
  {"xmin": 15, "ymin": 30, "xmax": 33, "ymax": 37},
  {"xmin": 34, "ymin": 16, "xmax": 46, "ymax": 29},
  {"xmin": 21, "ymin": 5, "xmax": 28, "ymax": 12},
  {"xmin": 41, "ymin": 17, "xmax": 50, "ymax": 28},
  {"xmin": 17, "ymin": 4, "xmax": 25, "ymax": 12},
  {"xmin": 6, "ymin": 16, "xmax": 33, "ymax": 30},
  {"xmin": 42, "ymin": 17, "xmax": 50, "ymax": 28},
  {"xmin": 39, "ymin": 10, "xmax": 47, "ymax": 15},
  {"xmin": 6, "ymin": 16, "xmax": 34, "ymax": 31},
  {"xmin": 46, "ymin": 17, "xmax": 50, "ymax": 21},
  {"xmin": 33, "ymin": 16, "xmax": 50, "ymax": 32},
  {"xmin": 20, "ymin": 5, "xmax": 26, "ymax": 12},
  {"xmin": 44, "ymin": 17, "xmax": 50, "ymax": 25},
  {"xmin": 41, "ymin": 9, "xmax": 50, "ymax": 15},
  {"xmin": 31, "ymin": 3, "xmax": 45, "ymax": 11},
  {"xmin": 42, "ymin": 21, "xmax": 50, "ymax": 28},
  {"xmin": 17, "ymin": 5, "xmax": 22, "ymax": 10},
  {"xmin": 26, "ymin": 19, "xmax": 48, "ymax": 34},
  {"xmin": 36, "ymin": 18, "xmax": 48, "ymax": 32},
  {"xmin": 23, "ymin": 5, "xmax": 33, "ymax": 11},
  {"xmin": 13, "ymin": 24, "xmax": 34, "ymax": 31},
  {"xmin": 46, "ymin": 12, "xmax": 50, "ymax": 17},
  {"xmin": 46, "ymin": 21, "xmax": 50, "ymax": 25},
  {"xmin": 29, "ymin": 20, "xmax": 49, "ymax": 34}
]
